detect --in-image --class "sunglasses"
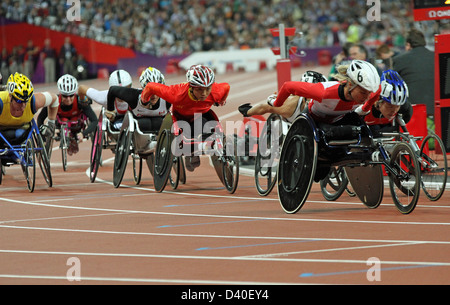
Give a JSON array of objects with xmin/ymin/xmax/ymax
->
[
  {"xmin": 12, "ymin": 96, "xmax": 28, "ymax": 104},
  {"xmin": 61, "ymin": 94, "xmax": 75, "ymax": 98}
]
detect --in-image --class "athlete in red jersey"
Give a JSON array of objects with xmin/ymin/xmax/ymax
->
[
  {"xmin": 140, "ymin": 65, "xmax": 230, "ymax": 171},
  {"xmin": 38, "ymin": 74, "xmax": 98, "ymax": 155},
  {"xmin": 271, "ymin": 60, "xmax": 382, "ymax": 125},
  {"xmin": 364, "ymin": 69, "xmax": 412, "ymax": 136}
]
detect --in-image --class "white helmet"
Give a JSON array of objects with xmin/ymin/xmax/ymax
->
[
  {"xmin": 139, "ymin": 66, "xmax": 165, "ymax": 88},
  {"xmin": 301, "ymin": 70, "xmax": 327, "ymax": 83},
  {"xmin": 186, "ymin": 65, "xmax": 215, "ymax": 88},
  {"xmin": 109, "ymin": 69, "xmax": 132, "ymax": 87},
  {"xmin": 57, "ymin": 74, "xmax": 78, "ymax": 96},
  {"xmin": 346, "ymin": 60, "xmax": 380, "ymax": 93}
]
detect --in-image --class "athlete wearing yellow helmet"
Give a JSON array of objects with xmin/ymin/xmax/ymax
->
[{"xmin": 0, "ymin": 72, "xmax": 59, "ymax": 143}]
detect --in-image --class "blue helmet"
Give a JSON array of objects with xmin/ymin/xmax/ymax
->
[{"xmin": 380, "ymin": 70, "xmax": 409, "ymax": 105}]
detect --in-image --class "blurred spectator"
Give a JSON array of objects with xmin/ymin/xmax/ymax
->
[
  {"xmin": 370, "ymin": 44, "xmax": 396, "ymax": 72},
  {"xmin": 59, "ymin": 37, "xmax": 77, "ymax": 76},
  {"xmin": 348, "ymin": 44, "xmax": 369, "ymax": 61},
  {"xmin": 75, "ymin": 54, "xmax": 88, "ymax": 80},
  {"xmin": 40, "ymin": 38, "xmax": 57, "ymax": 83},
  {"xmin": 393, "ymin": 28, "xmax": 435, "ymax": 116},
  {"xmin": 23, "ymin": 39, "xmax": 40, "ymax": 79},
  {"xmin": 1, "ymin": 48, "xmax": 9, "ymax": 82},
  {"xmin": 9, "ymin": 45, "xmax": 24, "ymax": 75}
]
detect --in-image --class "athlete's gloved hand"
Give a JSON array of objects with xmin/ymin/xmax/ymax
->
[
  {"xmin": 354, "ymin": 105, "xmax": 370, "ymax": 116},
  {"xmin": 238, "ymin": 103, "xmax": 252, "ymax": 117},
  {"xmin": 105, "ymin": 109, "xmax": 117, "ymax": 121},
  {"xmin": 266, "ymin": 93, "xmax": 277, "ymax": 106}
]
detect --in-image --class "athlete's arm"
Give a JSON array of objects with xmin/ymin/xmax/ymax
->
[{"xmin": 107, "ymin": 86, "xmax": 141, "ymax": 111}]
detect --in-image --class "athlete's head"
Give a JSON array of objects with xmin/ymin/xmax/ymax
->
[
  {"xmin": 57, "ymin": 74, "xmax": 78, "ymax": 106},
  {"xmin": 186, "ymin": 65, "xmax": 215, "ymax": 101},
  {"xmin": 7, "ymin": 72, "xmax": 33, "ymax": 117},
  {"xmin": 375, "ymin": 70, "xmax": 409, "ymax": 120},
  {"xmin": 109, "ymin": 69, "xmax": 132, "ymax": 88}
]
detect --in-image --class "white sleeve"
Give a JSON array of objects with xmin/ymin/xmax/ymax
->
[{"xmin": 86, "ymin": 88, "xmax": 108, "ymax": 106}]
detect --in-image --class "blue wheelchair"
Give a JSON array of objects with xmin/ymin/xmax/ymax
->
[
  {"xmin": 277, "ymin": 112, "xmax": 421, "ymax": 214},
  {"xmin": 0, "ymin": 119, "xmax": 52, "ymax": 192}
]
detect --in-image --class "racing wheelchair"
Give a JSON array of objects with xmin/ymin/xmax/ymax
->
[
  {"xmin": 277, "ymin": 112, "xmax": 421, "ymax": 214},
  {"xmin": 89, "ymin": 107, "xmax": 121, "ymax": 183},
  {"xmin": 0, "ymin": 119, "xmax": 52, "ymax": 192},
  {"xmin": 112, "ymin": 111, "xmax": 159, "ymax": 188},
  {"xmin": 153, "ymin": 109, "xmax": 239, "ymax": 193},
  {"xmin": 254, "ymin": 113, "xmax": 290, "ymax": 196},
  {"xmin": 320, "ymin": 115, "xmax": 448, "ymax": 203}
]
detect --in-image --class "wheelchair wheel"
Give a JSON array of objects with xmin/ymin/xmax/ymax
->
[
  {"xmin": 113, "ymin": 128, "xmax": 132, "ymax": 188},
  {"xmin": 320, "ymin": 166, "xmax": 348, "ymax": 201},
  {"xmin": 388, "ymin": 142, "xmax": 421, "ymax": 214},
  {"xmin": 222, "ymin": 135, "xmax": 239, "ymax": 194},
  {"xmin": 169, "ymin": 156, "xmax": 181, "ymax": 189},
  {"xmin": 255, "ymin": 113, "xmax": 283, "ymax": 196},
  {"xmin": 21, "ymin": 137, "xmax": 36, "ymax": 192},
  {"xmin": 132, "ymin": 153, "xmax": 142, "ymax": 185},
  {"xmin": 419, "ymin": 133, "xmax": 447, "ymax": 201},
  {"xmin": 153, "ymin": 129, "xmax": 174, "ymax": 192},
  {"xmin": 89, "ymin": 124, "xmax": 103, "ymax": 183},
  {"xmin": 60, "ymin": 125, "xmax": 68, "ymax": 171},
  {"xmin": 33, "ymin": 130, "xmax": 52, "ymax": 187},
  {"xmin": 278, "ymin": 115, "xmax": 317, "ymax": 214}
]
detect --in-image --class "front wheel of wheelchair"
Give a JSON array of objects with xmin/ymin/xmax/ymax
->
[
  {"xmin": 277, "ymin": 115, "xmax": 317, "ymax": 214},
  {"xmin": 419, "ymin": 133, "xmax": 448, "ymax": 201},
  {"xmin": 222, "ymin": 136, "xmax": 239, "ymax": 194},
  {"xmin": 320, "ymin": 166, "xmax": 348, "ymax": 201},
  {"xmin": 255, "ymin": 113, "xmax": 283, "ymax": 196},
  {"xmin": 388, "ymin": 142, "xmax": 421, "ymax": 214},
  {"xmin": 132, "ymin": 153, "xmax": 142, "ymax": 185},
  {"xmin": 169, "ymin": 156, "xmax": 181, "ymax": 190},
  {"xmin": 90, "ymin": 124, "xmax": 103, "ymax": 183},
  {"xmin": 113, "ymin": 128, "xmax": 132, "ymax": 188},
  {"xmin": 21, "ymin": 137, "xmax": 36, "ymax": 192},
  {"xmin": 60, "ymin": 125, "xmax": 69, "ymax": 172},
  {"xmin": 33, "ymin": 130, "xmax": 52, "ymax": 187},
  {"xmin": 153, "ymin": 129, "xmax": 174, "ymax": 192}
]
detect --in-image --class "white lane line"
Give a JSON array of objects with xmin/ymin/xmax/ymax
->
[
  {"xmin": 1, "ymin": 224, "xmax": 450, "ymax": 245},
  {"xmin": 0, "ymin": 249, "xmax": 448, "ymax": 266},
  {"xmin": 0, "ymin": 274, "xmax": 298, "ymax": 285}
]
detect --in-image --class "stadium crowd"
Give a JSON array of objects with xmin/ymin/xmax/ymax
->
[{"xmin": 1, "ymin": 0, "xmax": 448, "ymax": 57}]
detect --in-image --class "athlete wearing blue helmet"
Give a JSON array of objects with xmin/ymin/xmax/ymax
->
[{"xmin": 380, "ymin": 70, "xmax": 409, "ymax": 106}]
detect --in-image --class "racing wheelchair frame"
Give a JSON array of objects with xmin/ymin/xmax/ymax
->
[
  {"xmin": 0, "ymin": 119, "xmax": 52, "ymax": 192},
  {"xmin": 278, "ymin": 113, "xmax": 421, "ymax": 214},
  {"xmin": 153, "ymin": 109, "xmax": 239, "ymax": 193}
]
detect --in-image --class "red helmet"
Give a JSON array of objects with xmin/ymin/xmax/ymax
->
[{"xmin": 186, "ymin": 65, "xmax": 215, "ymax": 88}]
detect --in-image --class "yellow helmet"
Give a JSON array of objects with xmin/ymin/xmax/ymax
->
[{"xmin": 7, "ymin": 72, "xmax": 34, "ymax": 103}]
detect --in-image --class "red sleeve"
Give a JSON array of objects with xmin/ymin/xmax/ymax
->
[
  {"xmin": 212, "ymin": 83, "xmax": 230, "ymax": 105},
  {"xmin": 273, "ymin": 82, "xmax": 325, "ymax": 107},
  {"xmin": 142, "ymin": 83, "xmax": 188, "ymax": 105},
  {"xmin": 361, "ymin": 85, "xmax": 381, "ymax": 112}
]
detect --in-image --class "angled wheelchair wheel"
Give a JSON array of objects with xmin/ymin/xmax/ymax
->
[
  {"xmin": 90, "ymin": 124, "xmax": 103, "ymax": 183},
  {"xmin": 388, "ymin": 142, "xmax": 421, "ymax": 214},
  {"xmin": 255, "ymin": 113, "xmax": 283, "ymax": 196},
  {"xmin": 113, "ymin": 128, "xmax": 132, "ymax": 188},
  {"xmin": 60, "ymin": 125, "xmax": 68, "ymax": 172},
  {"xmin": 419, "ymin": 133, "xmax": 447, "ymax": 201},
  {"xmin": 33, "ymin": 129, "xmax": 52, "ymax": 187},
  {"xmin": 169, "ymin": 156, "xmax": 181, "ymax": 189},
  {"xmin": 222, "ymin": 135, "xmax": 239, "ymax": 194},
  {"xmin": 132, "ymin": 153, "xmax": 143, "ymax": 185},
  {"xmin": 153, "ymin": 129, "xmax": 174, "ymax": 192},
  {"xmin": 320, "ymin": 166, "xmax": 348, "ymax": 201},
  {"xmin": 21, "ymin": 137, "xmax": 36, "ymax": 192},
  {"xmin": 277, "ymin": 115, "xmax": 317, "ymax": 214}
]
